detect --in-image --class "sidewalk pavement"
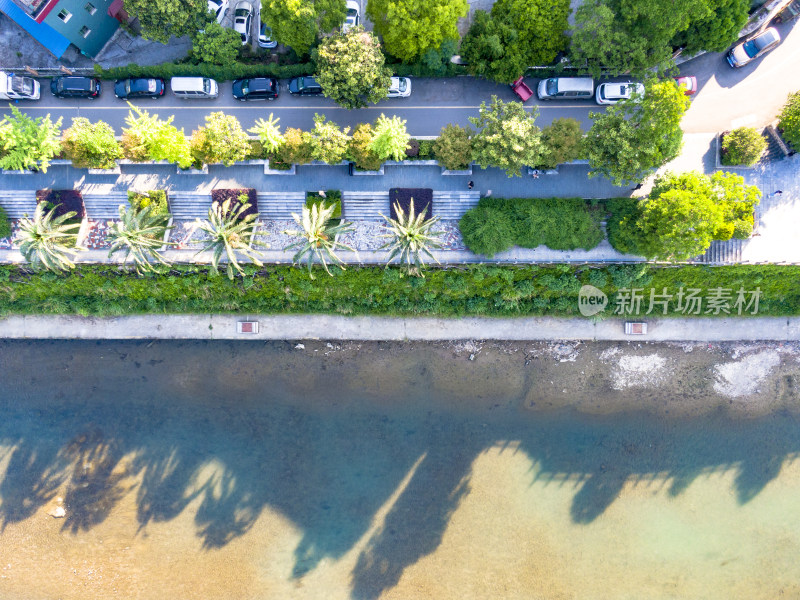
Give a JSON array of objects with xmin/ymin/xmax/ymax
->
[{"xmin": 1, "ymin": 314, "xmax": 798, "ymax": 341}]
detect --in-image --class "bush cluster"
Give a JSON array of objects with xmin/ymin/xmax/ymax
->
[
  {"xmin": 0, "ymin": 206, "xmax": 10, "ymax": 239},
  {"xmin": 128, "ymin": 190, "xmax": 169, "ymax": 217},
  {"xmin": 778, "ymin": 91, "xmax": 800, "ymax": 150},
  {"xmin": 459, "ymin": 197, "xmax": 604, "ymax": 257},
  {"xmin": 306, "ymin": 190, "xmax": 342, "ymax": 220},
  {"xmin": 721, "ymin": 127, "xmax": 767, "ymax": 166},
  {"xmin": 0, "ymin": 264, "xmax": 797, "ymax": 317}
]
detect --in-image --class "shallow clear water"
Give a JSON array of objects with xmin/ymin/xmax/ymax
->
[{"xmin": 0, "ymin": 340, "xmax": 798, "ymax": 599}]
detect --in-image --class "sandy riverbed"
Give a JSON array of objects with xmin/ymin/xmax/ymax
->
[{"xmin": 0, "ymin": 339, "xmax": 798, "ymax": 599}]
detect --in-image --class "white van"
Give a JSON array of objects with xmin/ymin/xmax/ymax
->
[
  {"xmin": 170, "ymin": 77, "xmax": 219, "ymax": 99},
  {"xmin": 537, "ymin": 77, "xmax": 593, "ymax": 100}
]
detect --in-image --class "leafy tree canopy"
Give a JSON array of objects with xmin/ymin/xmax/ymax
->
[
  {"xmin": 192, "ymin": 21, "xmax": 242, "ymax": 65},
  {"xmin": 459, "ymin": 11, "xmax": 527, "ymax": 83},
  {"xmin": 370, "ymin": 114, "xmax": 410, "ymax": 161},
  {"xmin": 433, "ymin": 124, "xmax": 473, "ymax": 171},
  {"xmin": 0, "ymin": 105, "xmax": 62, "ymax": 172},
  {"xmin": 309, "ymin": 113, "xmax": 350, "ymax": 164},
  {"xmin": 469, "ymin": 95, "xmax": 544, "ymax": 177},
  {"xmin": 121, "ymin": 103, "xmax": 192, "ymax": 168},
  {"xmin": 778, "ymin": 91, "xmax": 800, "ymax": 149},
  {"xmin": 585, "ymin": 79, "xmax": 690, "ymax": 185},
  {"xmin": 62, "ymin": 117, "xmax": 122, "ymax": 170},
  {"xmin": 672, "ymin": 0, "xmax": 749, "ymax": 54},
  {"xmin": 367, "ymin": 0, "xmax": 467, "ymax": 62},
  {"xmin": 261, "ymin": 0, "xmax": 346, "ymax": 56},
  {"xmin": 539, "ymin": 117, "xmax": 583, "ymax": 169},
  {"xmin": 314, "ymin": 27, "xmax": 391, "ymax": 109},
  {"xmin": 123, "ymin": 0, "xmax": 208, "ymax": 44},
  {"xmin": 190, "ymin": 112, "xmax": 250, "ymax": 166}
]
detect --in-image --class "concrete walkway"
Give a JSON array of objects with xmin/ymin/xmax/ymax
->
[{"xmin": 1, "ymin": 314, "xmax": 798, "ymax": 341}]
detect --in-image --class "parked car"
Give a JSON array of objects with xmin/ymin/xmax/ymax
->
[
  {"xmin": 343, "ymin": 0, "xmax": 359, "ymax": 32},
  {"xmin": 232, "ymin": 77, "xmax": 279, "ymax": 100},
  {"xmin": 50, "ymin": 76, "xmax": 100, "ymax": 99},
  {"xmin": 537, "ymin": 77, "xmax": 594, "ymax": 100},
  {"xmin": 387, "ymin": 76, "xmax": 411, "ymax": 98},
  {"xmin": 775, "ymin": 0, "xmax": 800, "ymax": 23},
  {"xmin": 259, "ymin": 23, "xmax": 278, "ymax": 48},
  {"xmin": 207, "ymin": 0, "xmax": 229, "ymax": 23},
  {"xmin": 233, "ymin": 1, "xmax": 253, "ymax": 45},
  {"xmin": 673, "ymin": 75, "xmax": 698, "ymax": 96},
  {"xmin": 0, "ymin": 71, "xmax": 40, "ymax": 100},
  {"xmin": 595, "ymin": 82, "xmax": 645, "ymax": 105},
  {"xmin": 288, "ymin": 76, "xmax": 323, "ymax": 96},
  {"xmin": 114, "ymin": 78, "xmax": 165, "ymax": 99},
  {"xmin": 726, "ymin": 27, "xmax": 780, "ymax": 68}
]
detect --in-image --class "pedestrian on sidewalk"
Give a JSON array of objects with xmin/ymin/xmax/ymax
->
[
  {"xmin": 531, "ymin": 170, "xmax": 540, "ymax": 179},
  {"xmin": 468, "ymin": 180, "xmax": 474, "ymax": 189},
  {"xmin": 633, "ymin": 183, "xmax": 643, "ymax": 191},
  {"xmin": 772, "ymin": 190, "xmax": 783, "ymax": 196}
]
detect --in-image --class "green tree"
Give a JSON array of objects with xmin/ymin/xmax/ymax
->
[
  {"xmin": 721, "ymin": 127, "xmax": 767, "ymax": 166},
  {"xmin": 458, "ymin": 202, "xmax": 515, "ymax": 257},
  {"xmin": 62, "ymin": 118, "xmax": 122, "ymax": 170},
  {"xmin": 15, "ymin": 203, "xmax": 82, "ymax": 272},
  {"xmin": 107, "ymin": 204, "xmax": 175, "ymax": 274},
  {"xmin": 585, "ymin": 79, "xmax": 690, "ymax": 185},
  {"xmin": 459, "ymin": 11, "xmax": 527, "ymax": 83},
  {"xmin": 380, "ymin": 199, "xmax": 443, "ymax": 276},
  {"xmin": 192, "ymin": 21, "xmax": 242, "ymax": 65},
  {"xmin": 0, "ymin": 105, "xmax": 62, "ymax": 172},
  {"xmin": 314, "ymin": 27, "xmax": 391, "ymax": 108},
  {"xmin": 308, "ymin": 114, "xmax": 350, "ymax": 164},
  {"xmin": 278, "ymin": 127, "xmax": 314, "ymax": 165},
  {"xmin": 191, "ymin": 112, "xmax": 250, "ymax": 166},
  {"xmin": 367, "ymin": 0, "xmax": 466, "ymax": 62},
  {"xmin": 433, "ymin": 124, "xmax": 473, "ymax": 170},
  {"xmin": 469, "ymin": 96, "xmax": 544, "ymax": 177},
  {"xmin": 539, "ymin": 118, "xmax": 583, "ymax": 168},
  {"xmin": 260, "ymin": 0, "xmax": 346, "ymax": 56},
  {"xmin": 195, "ymin": 199, "xmax": 266, "ymax": 279},
  {"xmin": 121, "ymin": 103, "xmax": 192, "ymax": 168},
  {"xmin": 709, "ymin": 170, "xmax": 761, "ymax": 239},
  {"xmin": 123, "ymin": 0, "xmax": 208, "ymax": 44},
  {"xmin": 778, "ymin": 91, "xmax": 800, "ymax": 149},
  {"xmin": 672, "ymin": 0, "xmax": 748, "ymax": 54},
  {"xmin": 248, "ymin": 113, "xmax": 284, "ymax": 155},
  {"xmin": 347, "ymin": 123, "xmax": 383, "ymax": 170},
  {"xmin": 284, "ymin": 203, "xmax": 355, "ymax": 278},
  {"xmin": 370, "ymin": 114, "xmax": 410, "ymax": 161}
]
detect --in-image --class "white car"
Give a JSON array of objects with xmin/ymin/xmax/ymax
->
[
  {"xmin": 343, "ymin": 0, "xmax": 359, "ymax": 32},
  {"xmin": 233, "ymin": 1, "xmax": 253, "ymax": 45},
  {"xmin": 387, "ymin": 76, "xmax": 411, "ymax": 98},
  {"xmin": 595, "ymin": 82, "xmax": 645, "ymax": 105},
  {"xmin": 207, "ymin": 0, "xmax": 229, "ymax": 23},
  {"xmin": 726, "ymin": 27, "xmax": 781, "ymax": 68}
]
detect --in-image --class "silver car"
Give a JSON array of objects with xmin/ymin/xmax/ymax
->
[
  {"xmin": 726, "ymin": 27, "xmax": 780, "ymax": 68},
  {"xmin": 233, "ymin": 1, "xmax": 253, "ymax": 45}
]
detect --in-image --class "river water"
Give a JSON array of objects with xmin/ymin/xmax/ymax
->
[{"xmin": 0, "ymin": 339, "xmax": 798, "ymax": 599}]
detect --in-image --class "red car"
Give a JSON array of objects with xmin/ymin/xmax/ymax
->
[
  {"xmin": 674, "ymin": 76, "xmax": 697, "ymax": 96},
  {"xmin": 510, "ymin": 76, "xmax": 533, "ymax": 101}
]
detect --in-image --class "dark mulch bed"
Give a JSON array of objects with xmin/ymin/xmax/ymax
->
[
  {"xmin": 35, "ymin": 190, "xmax": 85, "ymax": 220},
  {"xmin": 210, "ymin": 188, "xmax": 258, "ymax": 220},
  {"xmin": 389, "ymin": 188, "xmax": 432, "ymax": 220}
]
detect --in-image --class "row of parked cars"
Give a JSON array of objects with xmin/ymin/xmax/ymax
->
[
  {"xmin": 511, "ymin": 76, "xmax": 697, "ymax": 104},
  {"xmin": 7, "ymin": 74, "xmax": 412, "ymax": 101}
]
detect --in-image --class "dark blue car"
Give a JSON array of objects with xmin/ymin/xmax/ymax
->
[{"xmin": 114, "ymin": 78, "xmax": 166, "ymax": 99}]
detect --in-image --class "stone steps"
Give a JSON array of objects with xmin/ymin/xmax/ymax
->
[
  {"xmin": 431, "ymin": 191, "xmax": 482, "ymax": 220},
  {"xmin": 168, "ymin": 191, "xmax": 213, "ymax": 221},
  {"xmin": 342, "ymin": 191, "xmax": 390, "ymax": 221},
  {"xmin": 257, "ymin": 192, "xmax": 306, "ymax": 220},
  {"xmin": 697, "ymin": 239, "xmax": 743, "ymax": 264},
  {"xmin": 0, "ymin": 191, "xmax": 37, "ymax": 219},
  {"xmin": 82, "ymin": 193, "xmax": 129, "ymax": 220}
]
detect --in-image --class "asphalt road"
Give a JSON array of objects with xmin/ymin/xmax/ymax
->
[
  {"xmin": 679, "ymin": 17, "xmax": 800, "ymax": 132},
  {"xmin": 1, "ymin": 76, "xmax": 602, "ymax": 137}
]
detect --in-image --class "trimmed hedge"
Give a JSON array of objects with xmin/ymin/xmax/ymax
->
[
  {"xmin": 306, "ymin": 190, "xmax": 342, "ymax": 220},
  {"xmin": 0, "ymin": 206, "xmax": 9, "ymax": 239},
  {"xmin": 0, "ymin": 264, "xmax": 797, "ymax": 317},
  {"xmin": 460, "ymin": 197, "xmax": 604, "ymax": 257},
  {"xmin": 128, "ymin": 190, "xmax": 169, "ymax": 217},
  {"xmin": 94, "ymin": 62, "xmax": 315, "ymax": 82}
]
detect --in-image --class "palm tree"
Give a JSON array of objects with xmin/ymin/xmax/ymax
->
[
  {"xmin": 194, "ymin": 198, "xmax": 266, "ymax": 279},
  {"xmin": 106, "ymin": 204, "xmax": 175, "ymax": 274},
  {"xmin": 381, "ymin": 199, "xmax": 443, "ymax": 276},
  {"xmin": 284, "ymin": 202, "xmax": 355, "ymax": 279},
  {"xmin": 15, "ymin": 202, "xmax": 82, "ymax": 271}
]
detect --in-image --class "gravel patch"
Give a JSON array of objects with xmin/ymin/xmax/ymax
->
[
  {"xmin": 609, "ymin": 354, "xmax": 669, "ymax": 391},
  {"xmin": 714, "ymin": 350, "xmax": 782, "ymax": 398}
]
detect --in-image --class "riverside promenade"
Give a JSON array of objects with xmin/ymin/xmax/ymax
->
[{"xmin": 1, "ymin": 314, "xmax": 799, "ymax": 341}]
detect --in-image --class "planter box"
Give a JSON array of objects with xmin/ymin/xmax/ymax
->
[
  {"xmin": 442, "ymin": 166, "xmax": 473, "ymax": 175},
  {"xmin": 526, "ymin": 167, "xmax": 558, "ymax": 176},
  {"xmin": 176, "ymin": 165, "xmax": 209, "ymax": 174},
  {"xmin": 351, "ymin": 165, "xmax": 384, "ymax": 176},
  {"xmin": 0, "ymin": 169, "xmax": 36, "ymax": 175},
  {"xmin": 264, "ymin": 161, "xmax": 296, "ymax": 175},
  {"xmin": 384, "ymin": 159, "xmax": 439, "ymax": 167},
  {"xmin": 118, "ymin": 160, "xmax": 175, "ymax": 166},
  {"xmin": 50, "ymin": 160, "xmax": 73, "ymax": 166},
  {"xmin": 87, "ymin": 166, "xmax": 122, "ymax": 175},
  {"xmin": 308, "ymin": 160, "xmax": 350, "ymax": 167}
]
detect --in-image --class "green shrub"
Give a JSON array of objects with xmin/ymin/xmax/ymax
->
[
  {"xmin": 511, "ymin": 198, "xmax": 603, "ymax": 250},
  {"xmin": 0, "ymin": 205, "xmax": 10, "ymax": 239},
  {"xmin": 721, "ymin": 127, "xmax": 767, "ymax": 166},
  {"xmin": 278, "ymin": 127, "xmax": 314, "ymax": 166},
  {"xmin": 128, "ymin": 190, "xmax": 169, "ymax": 217},
  {"xmin": 458, "ymin": 201, "xmax": 515, "ymax": 257},
  {"xmin": 347, "ymin": 123, "xmax": 384, "ymax": 170},
  {"xmin": 94, "ymin": 61, "xmax": 314, "ymax": 82},
  {"xmin": 778, "ymin": 91, "xmax": 800, "ymax": 149},
  {"xmin": 539, "ymin": 118, "xmax": 584, "ymax": 169},
  {"xmin": 419, "ymin": 140, "xmax": 434, "ymax": 158},
  {"xmin": 433, "ymin": 124, "xmax": 473, "ymax": 170},
  {"xmin": 605, "ymin": 197, "xmax": 647, "ymax": 256},
  {"xmin": 305, "ymin": 190, "xmax": 342, "ymax": 220}
]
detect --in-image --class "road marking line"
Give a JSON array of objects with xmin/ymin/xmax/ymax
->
[{"xmin": 4, "ymin": 104, "xmax": 594, "ymax": 110}]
